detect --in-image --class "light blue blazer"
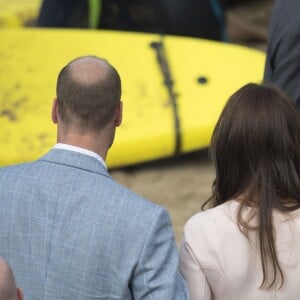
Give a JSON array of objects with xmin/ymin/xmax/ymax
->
[{"xmin": 0, "ymin": 149, "xmax": 188, "ymax": 299}]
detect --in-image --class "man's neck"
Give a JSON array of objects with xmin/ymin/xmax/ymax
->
[
  {"xmin": 57, "ymin": 133, "xmax": 108, "ymax": 161},
  {"xmin": 54, "ymin": 143, "xmax": 107, "ymax": 168}
]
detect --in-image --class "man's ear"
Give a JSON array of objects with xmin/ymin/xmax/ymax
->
[
  {"xmin": 17, "ymin": 287, "xmax": 23, "ymax": 300},
  {"xmin": 114, "ymin": 101, "xmax": 123, "ymax": 127},
  {"xmin": 51, "ymin": 98, "xmax": 59, "ymax": 124}
]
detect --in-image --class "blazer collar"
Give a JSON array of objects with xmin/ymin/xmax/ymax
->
[{"xmin": 39, "ymin": 148, "xmax": 111, "ymax": 178}]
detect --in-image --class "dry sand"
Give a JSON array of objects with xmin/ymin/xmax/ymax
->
[{"xmin": 110, "ymin": 0, "xmax": 274, "ymax": 243}]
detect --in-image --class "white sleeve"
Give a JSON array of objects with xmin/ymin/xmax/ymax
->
[{"xmin": 179, "ymin": 238, "xmax": 212, "ymax": 300}]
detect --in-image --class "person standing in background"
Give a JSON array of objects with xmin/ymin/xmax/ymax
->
[
  {"xmin": 264, "ymin": 0, "xmax": 300, "ymax": 107},
  {"xmin": 37, "ymin": 0, "xmax": 226, "ymax": 41}
]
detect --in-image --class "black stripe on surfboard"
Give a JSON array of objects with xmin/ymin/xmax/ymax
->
[{"xmin": 150, "ymin": 37, "xmax": 181, "ymax": 155}]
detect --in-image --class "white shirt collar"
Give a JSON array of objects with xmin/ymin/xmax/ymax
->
[{"xmin": 54, "ymin": 143, "xmax": 107, "ymax": 169}]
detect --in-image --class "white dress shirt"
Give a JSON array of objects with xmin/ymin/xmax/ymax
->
[
  {"xmin": 180, "ymin": 200, "xmax": 300, "ymax": 300},
  {"xmin": 54, "ymin": 143, "xmax": 107, "ymax": 169}
]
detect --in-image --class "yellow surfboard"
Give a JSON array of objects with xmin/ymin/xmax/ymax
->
[
  {"xmin": 0, "ymin": 28, "xmax": 265, "ymax": 168},
  {"xmin": 0, "ymin": 0, "xmax": 41, "ymax": 27}
]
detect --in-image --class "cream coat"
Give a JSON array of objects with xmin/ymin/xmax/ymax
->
[{"xmin": 180, "ymin": 200, "xmax": 300, "ymax": 300}]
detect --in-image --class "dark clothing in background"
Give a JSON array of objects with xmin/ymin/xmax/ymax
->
[
  {"xmin": 37, "ymin": 0, "xmax": 226, "ymax": 41},
  {"xmin": 37, "ymin": 0, "xmax": 88, "ymax": 27},
  {"xmin": 264, "ymin": 0, "xmax": 300, "ymax": 105}
]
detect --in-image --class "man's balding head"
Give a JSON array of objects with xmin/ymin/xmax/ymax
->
[
  {"xmin": 0, "ymin": 258, "xmax": 23, "ymax": 300},
  {"xmin": 68, "ymin": 56, "xmax": 111, "ymax": 85},
  {"xmin": 56, "ymin": 55, "xmax": 121, "ymax": 131}
]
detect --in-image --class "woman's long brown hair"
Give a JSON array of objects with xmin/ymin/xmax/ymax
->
[{"xmin": 203, "ymin": 83, "xmax": 300, "ymax": 288}]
